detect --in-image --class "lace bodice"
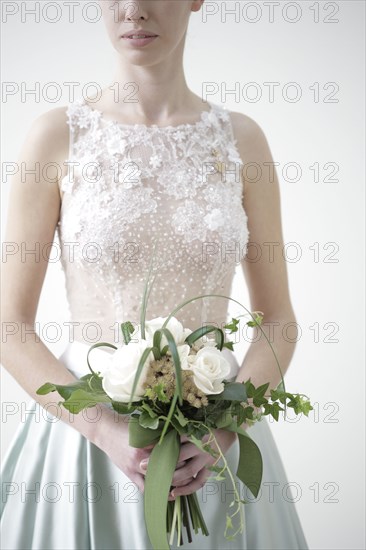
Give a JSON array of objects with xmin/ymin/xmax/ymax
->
[{"xmin": 56, "ymin": 98, "xmax": 250, "ymax": 345}]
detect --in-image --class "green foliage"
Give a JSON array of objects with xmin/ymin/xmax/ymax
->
[
  {"xmin": 209, "ymin": 382, "xmax": 247, "ymax": 402},
  {"xmin": 139, "ymin": 411, "xmax": 159, "ymax": 430},
  {"xmin": 144, "ymin": 383, "xmax": 170, "ymax": 403},
  {"xmin": 245, "ymin": 381, "xmax": 270, "ymax": 407},
  {"xmin": 120, "ymin": 321, "xmax": 135, "ymax": 345},
  {"xmin": 111, "ymin": 401, "xmax": 135, "ymax": 414},
  {"xmin": 246, "ymin": 311, "xmax": 264, "ymax": 327},
  {"xmin": 223, "ymin": 318, "xmax": 240, "ymax": 333},
  {"xmin": 174, "ymin": 407, "xmax": 188, "ymax": 427},
  {"xmin": 86, "ymin": 342, "xmax": 117, "ymax": 375},
  {"xmin": 36, "ymin": 374, "xmax": 111, "ymax": 413},
  {"xmin": 222, "ymin": 341, "xmax": 234, "ymax": 351},
  {"xmin": 184, "ymin": 325, "xmax": 225, "ymax": 351},
  {"xmin": 155, "ymin": 327, "xmax": 183, "ymax": 404},
  {"xmin": 129, "ymin": 345, "xmax": 157, "ymax": 405},
  {"xmin": 144, "ymin": 430, "xmax": 180, "ymax": 550}
]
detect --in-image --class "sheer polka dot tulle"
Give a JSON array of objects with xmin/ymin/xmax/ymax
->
[{"xmin": 57, "ymin": 98, "xmax": 249, "ymax": 345}]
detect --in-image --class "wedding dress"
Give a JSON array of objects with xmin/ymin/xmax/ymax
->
[{"xmin": 0, "ymin": 98, "xmax": 308, "ymax": 549}]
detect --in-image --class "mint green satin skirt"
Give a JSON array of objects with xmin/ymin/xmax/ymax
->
[{"xmin": 1, "ymin": 341, "xmax": 308, "ymax": 549}]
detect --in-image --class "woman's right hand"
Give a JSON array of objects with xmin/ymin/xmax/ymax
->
[
  {"xmin": 94, "ymin": 406, "xmax": 155, "ymax": 494},
  {"xmin": 94, "ymin": 406, "xmax": 187, "ymax": 494}
]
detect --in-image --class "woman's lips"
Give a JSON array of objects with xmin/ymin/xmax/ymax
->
[{"xmin": 122, "ymin": 35, "xmax": 158, "ymax": 47}]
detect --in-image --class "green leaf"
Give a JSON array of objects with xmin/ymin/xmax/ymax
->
[
  {"xmin": 209, "ymin": 382, "xmax": 247, "ymax": 403},
  {"xmin": 161, "ymin": 344, "xmax": 169, "ymax": 355},
  {"xmin": 184, "ymin": 325, "xmax": 225, "ymax": 351},
  {"xmin": 86, "ymin": 342, "xmax": 117, "ymax": 375},
  {"xmin": 223, "ymin": 318, "xmax": 240, "ymax": 333},
  {"xmin": 222, "ymin": 341, "xmax": 234, "ymax": 351},
  {"xmin": 144, "ymin": 430, "xmax": 180, "ymax": 550},
  {"xmin": 300, "ymin": 399, "xmax": 313, "ymax": 416},
  {"xmin": 174, "ymin": 407, "xmax": 188, "ymax": 427},
  {"xmin": 159, "ymin": 392, "xmax": 178, "ymax": 443},
  {"xmin": 215, "ymin": 410, "xmax": 234, "ymax": 429},
  {"xmin": 120, "ymin": 321, "xmax": 135, "ymax": 345},
  {"xmin": 144, "ymin": 383, "xmax": 170, "ymax": 403},
  {"xmin": 111, "ymin": 401, "xmax": 135, "ymax": 414},
  {"xmin": 154, "ymin": 327, "xmax": 183, "ymax": 405},
  {"xmin": 141, "ymin": 402, "xmax": 156, "ymax": 417},
  {"xmin": 247, "ymin": 312, "xmax": 263, "ymax": 327},
  {"xmin": 225, "ymin": 424, "xmax": 263, "ymax": 498},
  {"xmin": 139, "ymin": 411, "xmax": 159, "ymax": 430},
  {"xmin": 36, "ymin": 375, "xmax": 106, "ymax": 402},
  {"xmin": 226, "ymin": 514, "xmax": 233, "ymax": 530},
  {"xmin": 36, "ymin": 382, "xmax": 58, "ymax": 395},
  {"xmin": 61, "ymin": 389, "xmax": 111, "ymax": 414},
  {"xmin": 129, "ymin": 345, "xmax": 155, "ymax": 405},
  {"xmin": 128, "ymin": 417, "xmax": 164, "ymax": 448}
]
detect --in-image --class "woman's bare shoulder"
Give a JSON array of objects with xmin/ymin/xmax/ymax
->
[
  {"xmin": 25, "ymin": 106, "xmax": 69, "ymax": 159},
  {"xmin": 226, "ymin": 109, "xmax": 269, "ymax": 154}
]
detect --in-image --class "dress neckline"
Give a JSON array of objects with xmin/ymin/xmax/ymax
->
[{"xmin": 79, "ymin": 98, "xmax": 216, "ymax": 131}]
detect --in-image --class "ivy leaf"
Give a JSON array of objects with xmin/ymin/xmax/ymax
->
[
  {"xmin": 246, "ymin": 312, "xmax": 263, "ymax": 327},
  {"xmin": 251, "ymin": 383, "xmax": 269, "ymax": 407},
  {"xmin": 223, "ymin": 318, "xmax": 240, "ymax": 333},
  {"xmin": 222, "ymin": 341, "xmax": 234, "ymax": 351},
  {"xmin": 300, "ymin": 399, "xmax": 313, "ymax": 416},
  {"xmin": 268, "ymin": 402, "xmax": 284, "ymax": 421}
]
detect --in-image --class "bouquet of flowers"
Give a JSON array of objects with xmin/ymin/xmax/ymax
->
[{"xmin": 37, "ymin": 249, "xmax": 312, "ymax": 549}]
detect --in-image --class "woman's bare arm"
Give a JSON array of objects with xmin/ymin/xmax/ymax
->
[
  {"xmin": 0, "ymin": 108, "xmax": 117, "ymax": 447},
  {"xmin": 231, "ymin": 113, "xmax": 298, "ymax": 390},
  {"xmin": 0, "ymin": 108, "xmax": 155, "ymax": 491}
]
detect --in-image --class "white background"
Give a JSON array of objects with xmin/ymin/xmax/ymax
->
[{"xmin": 1, "ymin": 1, "xmax": 365, "ymax": 549}]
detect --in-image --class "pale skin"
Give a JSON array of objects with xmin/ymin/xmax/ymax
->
[{"xmin": 1, "ymin": 0, "xmax": 298, "ymax": 499}]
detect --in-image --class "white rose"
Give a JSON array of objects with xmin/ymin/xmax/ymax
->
[
  {"xmin": 186, "ymin": 347, "xmax": 231, "ymax": 395},
  {"xmin": 192, "ymin": 336, "xmax": 217, "ymax": 352},
  {"xmin": 132, "ymin": 316, "xmax": 192, "ymax": 349},
  {"xmin": 176, "ymin": 344, "xmax": 191, "ymax": 370},
  {"xmin": 102, "ymin": 339, "xmax": 154, "ymax": 402}
]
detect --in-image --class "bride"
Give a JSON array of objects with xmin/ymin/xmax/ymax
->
[{"xmin": 1, "ymin": 1, "xmax": 308, "ymax": 548}]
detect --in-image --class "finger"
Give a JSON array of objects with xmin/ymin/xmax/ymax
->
[
  {"xmin": 177, "ymin": 442, "xmax": 201, "ymax": 463},
  {"xmin": 167, "ymin": 476, "xmax": 195, "ymax": 501},
  {"xmin": 171, "ymin": 457, "xmax": 203, "ymax": 485},
  {"xmin": 171, "ymin": 469, "xmax": 208, "ymax": 498},
  {"xmin": 172, "ymin": 476, "xmax": 194, "ymax": 488},
  {"xmin": 139, "ymin": 458, "xmax": 149, "ymax": 475},
  {"xmin": 139, "ymin": 457, "xmax": 185, "ymax": 476}
]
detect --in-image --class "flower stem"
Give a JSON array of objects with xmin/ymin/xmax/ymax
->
[
  {"xmin": 176, "ymin": 496, "xmax": 182, "ymax": 546},
  {"xmin": 169, "ymin": 497, "xmax": 179, "ymax": 546}
]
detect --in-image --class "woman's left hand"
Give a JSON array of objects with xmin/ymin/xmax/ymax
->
[{"xmin": 168, "ymin": 429, "xmax": 238, "ymax": 500}]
